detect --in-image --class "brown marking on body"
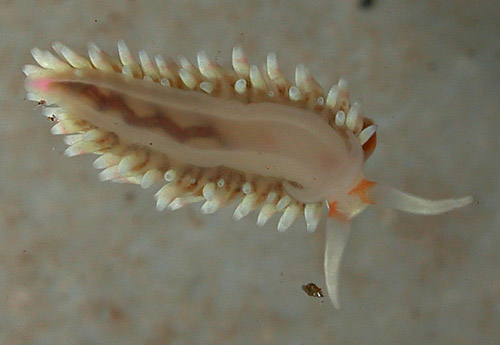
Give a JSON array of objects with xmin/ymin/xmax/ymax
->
[{"xmin": 56, "ymin": 82, "xmax": 219, "ymax": 143}]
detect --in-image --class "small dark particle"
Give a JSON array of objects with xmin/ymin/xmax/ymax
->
[
  {"xmin": 37, "ymin": 99, "xmax": 46, "ymax": 105},
  {"xmin": 109, "ymin": 304, "xmax": 124, "ymax": 321},
  {"xmin": 465, "ymin": 47, "xmax": 476, "ymax": 57},
  {"xmin": 47, "ymin": 114, "xmax": 57, "ymax": 122},
  {"xmin": 360, "ymin": 0, "xmax": 375, "ymax": 8},
  {"xmin": 124, "ymin": 191, "xmax": 135, "ymax": 202},
  {"xmin": 149, "ymin": 142, "xmax": 153, "ymax": 146},
  {"xmin": 426, "ymin": 61, "xmax": 438, "ymax": 72},
  {"xmin": 410, "ymin": 307, "xmax": 421, "ymax": 320},
  {"xmin": 94, "ymin": 19, "xmax": 98, "ymax": 23},
  {"xmin": 302, "ymin": 283, "xmax": 324, "ymax": 298}
]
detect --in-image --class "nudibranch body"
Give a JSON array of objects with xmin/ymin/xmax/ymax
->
[{"xmin": 23, "ymin": 41, "xmax": 472, "ymax": 308}]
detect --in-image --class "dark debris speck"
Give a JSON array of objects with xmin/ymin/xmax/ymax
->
[
  {"xmin": 302, "ymin": 283, "xmax": 324, "ymax": 298},
  {"xmin": 124, "ymin": 191, "xmax": 135, "ymax": 202},
  {"xmin": 360, "ymin": 0, "xmax": 375, "ymax": 9}
]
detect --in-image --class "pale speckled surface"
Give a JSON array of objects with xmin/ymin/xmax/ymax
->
[{"xmin": 1, "ymin": 1, "xmax": 499, "ymax": 344}]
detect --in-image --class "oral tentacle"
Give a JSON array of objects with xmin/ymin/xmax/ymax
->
[
  {"xmin": 323, "ymin": 217, "xmax": 352, "ymax": 309},
  {"xmin": 371, "ymin": 183, "xmax": 473, "ymax": 215}
]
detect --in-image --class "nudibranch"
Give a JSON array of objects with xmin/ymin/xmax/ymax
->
[{"xmin": 23, "ymin": 41, "xmax": 473, "ymax": 308}]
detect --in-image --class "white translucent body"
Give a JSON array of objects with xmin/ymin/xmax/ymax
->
[{"xmin": 25, "ymin": 69, "xmax": 365, "ymax": 204}]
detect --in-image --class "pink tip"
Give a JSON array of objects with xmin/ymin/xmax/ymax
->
[
  {"xmin": 24, "ymin": 76, "xmax": 54, "ymax": 94},
  {"xmin": 31, "ymin": 77, "xmax": 52, "ymax": 92}
]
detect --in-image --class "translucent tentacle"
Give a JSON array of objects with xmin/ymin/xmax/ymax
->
[
  {"xmin": 324, "ymin": 218, "xmax": 352, "ymax": 309},
  {"xmin": 371, "ymin": 183, "xmax": 473, "ymax": 215}
]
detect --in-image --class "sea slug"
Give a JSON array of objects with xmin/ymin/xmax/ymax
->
[{"xmin": 23, "ymin": 41, "xmax": 472, "ymax": 308}]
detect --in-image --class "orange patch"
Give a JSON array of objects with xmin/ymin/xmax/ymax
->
[
  {"xmin": 328, "ymin": 201, "xmax": 338, "ymax": 217},
  {"xmin": 349, "ymin": 179, "xmax": 376, "ymax": 204},
  {"xmin": 327, "ymin": 201, "xmax": 348, "ymax": 222}
]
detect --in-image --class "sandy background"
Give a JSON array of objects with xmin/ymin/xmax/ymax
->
[{"xmin": 1, "ymin": 1, "xmax": 499, "ymax": 344}]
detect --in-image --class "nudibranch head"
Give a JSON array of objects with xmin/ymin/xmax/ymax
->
[{"xmin": 23, "ymin": 41, "xmax": 471, "ymax": 309}]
